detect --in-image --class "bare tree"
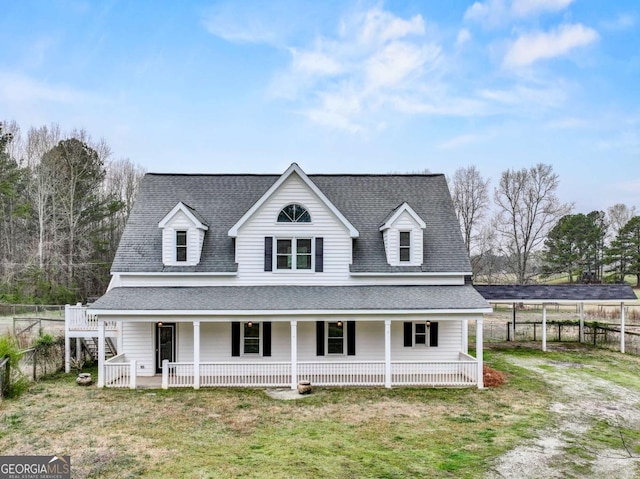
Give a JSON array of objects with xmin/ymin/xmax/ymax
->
[
  {"xmin": 494, "ymin": 163, "xmax": 572, "ymax": 284},
  {"xmin": 607, "ymin": 203, "xmax": 637, "ymax": 243},
  {"xmin": 25, "ymin": 124, "xmax": 61, "ymax": 269},
  {"xmin": 450, "ymin": 165, "xmax": 490, "ymax": 254}
]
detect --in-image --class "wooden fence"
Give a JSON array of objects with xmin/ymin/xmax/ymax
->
[{"xmin": 0, "ymin": 355, "xmax": 9, "ymax": 400}]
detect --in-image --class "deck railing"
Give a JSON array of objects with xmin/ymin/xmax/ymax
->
[
  {"xmin": 65, "ymin": 305, "xmax": 117, "ymax": 331},
  {"xmin": 158, "ymin": 359, "xmax": 478, "ymax": 389},
  {"xmin": 104, "ymin": 354, "xmax": 136, "ymax": 389}
]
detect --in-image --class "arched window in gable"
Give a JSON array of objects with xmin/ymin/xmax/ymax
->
[{"xmin": 277, "ymin": 203, "xmax": 311, "ymax": 223}]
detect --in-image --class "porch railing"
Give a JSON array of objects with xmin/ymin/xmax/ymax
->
[
  {"xmin": 159, "ymin": 359, "xmax": 478, "ymax": 389},
  {"xmin": 200, "ymin": 362, "xmax": 291, "ymax": 387},
  {"xmin": 104, "ymin": 354, "xmax": 136, "ymax": 389},
  {"xmin": 298, "ymin": 361, "xmax": 385, "ymax": 386}
]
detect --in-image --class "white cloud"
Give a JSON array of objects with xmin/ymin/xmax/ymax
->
[
  {"xmin": 546, "ymin": 117, "xmax": 590, "ymax": 129},
  {"xmin": 0, "ymin": 72, "xmax": 95, "ymax": 104},
  {"xmin": 438, "ymin": 133, "xmax": 484, "ymax": 150},
  {"xmin": 270, "ymin": 6, "xmax": 458, "ymax": 132},
  {"xmin": 479, "ymin": 83, "xmax": 566, "ymax": 109},
  {"xmin": 465, "ymin": 0, "xmax": 575, "ymax": 27},
  {"xmin": 600, "ymin": 13, "xmax": 636, "ymax": 32},
  {"xmin": 503, "ymin": 23, "xmax": 599, "ymax": 67},
  {"xmin": 511, "ymin": 0, "xmax": 574, "ymax": 18},
  {"xmin": 456, "ymin": 29, "xmax": 472, "ymax": 47}
]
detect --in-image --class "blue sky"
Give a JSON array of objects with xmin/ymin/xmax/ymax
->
[{"xmin": 1, "ymin": 0, "xmax": 638, "ymax": 213}]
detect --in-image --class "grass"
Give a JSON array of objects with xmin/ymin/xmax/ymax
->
[{"xmin": 1, "ymin": 346, "xmax": 639, "ymax": 478}]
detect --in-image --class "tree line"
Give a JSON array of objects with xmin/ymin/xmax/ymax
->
[
  {"xmin": 0, "ymin": 121, "xmax": 145, "ymax": 303},
  {"xmin": 450, "ymin": 164, "xmax": 639, "ymax": 286}
]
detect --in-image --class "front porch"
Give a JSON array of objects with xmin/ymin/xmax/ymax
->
[
  {"xmin": 103, "ymin": 353, "xmax": 480, "ymax": 389},
  {"xmin": 66, "ymin": 304, "xmax": 486, "ymax": 390}
]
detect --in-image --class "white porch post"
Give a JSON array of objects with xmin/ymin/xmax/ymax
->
[
  {"xmin": 384, "ymin": 319, "xmax": 391, "ymax": 388},
  {"xmin": 193, "ymin": 320, "xmax": 201, "ymax": 389},
  {"xmin": 97, "ymin": 320, "xmax": 105, "ymax": 388},
  {"xmin": 476, "ymin": 317, "xmax": 483, "ymax": 389},
  {"xmin": 579, "ymin": 302, "xmax": 584, "ymax": 343},
  {"xmin": 542, "ymin": 304, "xmax": 547, "ymax": 352},
  {"xmin": 620, "ymin": 303, "xmax": 626, "ymax": 354},
  {"xmin": 290, "ymin": 320, "xmax": 298, "ymax": 390},
  {"xmin": 117, "ymin": 320, "xmax": 123, "ymax": 354},
  {"xmin": 461, "ymin": 319, "xmax": 468, "ymax": 354},
  {"xmin": 64, "ymin": 304, "xmax": 71, "ymax": 373},
  {"xmin": 162, "ymin": 359, "xmax": 169, "ymax": 389}
]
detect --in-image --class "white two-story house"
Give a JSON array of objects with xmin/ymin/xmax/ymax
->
[{"xmin": 65, "ymin": 163, "xmax": 491, "ymax": 389}]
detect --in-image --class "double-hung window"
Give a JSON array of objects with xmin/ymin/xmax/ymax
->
[
  {"xmin": 276, "ymin": 238, "xmax": 312, "ymax": 271},
  {"xmin": 399, "ymin": 231, "xmax": 411, "ymax": 262},
  {"xmin": 176, "ymin": 231, "xmax": 187, "ymax": 262},
  {"xmin": 327, "ymin": 322, "xmax": 344, "ymax": 354},
  {"xmin": 243, "ymin": 322, "xmax": 260, "ymax": 354}
]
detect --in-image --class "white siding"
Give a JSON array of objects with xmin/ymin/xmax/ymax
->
[
  {"xmin": 391, "ymin": 320, "xmax": 461, "ymax": 361},
  {"xmin": 235, "ymin": 173, "xmax": 353, "ymax": 284},
  {"xmin": 121, "ymin": 322, "xmax": 155, "ymax": 376}
]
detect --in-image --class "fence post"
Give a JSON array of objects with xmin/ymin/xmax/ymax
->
[
  {"xmin": 593, "ymin": 325, "xmax": 597, "ymax": 346},
  {"xmin": 533, "ymin": 323, "xmax": 536, "ymax": 341},
  {"xmin": 130, "ymin": 360, "xmax": 137, "ymax": 390},
  {"xmin": 558, "ymin": 323, "xmax": 561, "ymax": 342},
  {"xmin": 506, "ymin": 323, "xmax": 510, "ymax": 342},
  {"xmin": 32, "ymin": 349, "xmax": 37, "ymax": 381}
]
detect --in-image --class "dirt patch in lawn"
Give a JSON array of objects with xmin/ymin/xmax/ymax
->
[{"xmin": 487, "ymin": 347, "xmax": 640, "ymax": 478}]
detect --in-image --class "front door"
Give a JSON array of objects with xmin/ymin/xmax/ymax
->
[{"xmin": 155, "ymin": 323, "xmax": 176, "ymax": 373}]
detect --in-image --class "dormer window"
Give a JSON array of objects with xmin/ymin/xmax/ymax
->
[
  {"xmin": 278, "ymin": 204, "xmax": 311, "ymax": 223},
  {"xmin": 176, "ymin": 231, "xmax": 187, "ymax": 262},
  {"xmin": 399, "ymin": 232, "xmax": 411, "ymax": 262},
  {"xmin": 158, "ymin": 202, "xmax": 208, "ymax": 266}
]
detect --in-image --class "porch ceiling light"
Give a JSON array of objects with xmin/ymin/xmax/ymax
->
[
  {"xmin": 337, "ymin": 321, "xmax": 343, "ymax": 327},
  {"xmin": 247, "ymin": 321, "xmax": 253, "ymax": 328},
  {"xmin": 426, "ymin": 321, "xmax": 431, "ymax": 328},
  {"xmin": 158, "ymin": 322, "xmax": 163, "ymax": 327}
]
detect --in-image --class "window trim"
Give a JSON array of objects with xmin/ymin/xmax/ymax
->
[
  {"xmin": 412, "ymin": 322, "xmax": 436, "ymax": 348},
  {"xmin": 274, "ymin": 237, "xmax": 314, "ymax": 272},
  {"xmin": 277, "ymin": 203, "xmax": 312, "ymax": 223},
  {"xmin": 326, "ymin": 321, "xmax": 346, "ymax": 355},
  {"xmin": 175, "ymin": 230, "xmax": 188, "ymax": 262},
  {"xmin": 241, "ymin": 322, "xmax": 261, "ymax": 355},
  {"xmin": 399, "ymin": 230, "xmax": 411, "ymax": 263}
]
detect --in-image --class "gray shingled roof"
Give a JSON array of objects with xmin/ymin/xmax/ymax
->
[
  {"xmin": 111, "ymin": 172, "xmax": 471, "ymax": 273},
  {"xmin": 475, "ymin": 284, "xmax": 637, "ymax": 302},
  {"xmin": 89, "ymin": 285, "xmax": 490, "ymax": 312}
]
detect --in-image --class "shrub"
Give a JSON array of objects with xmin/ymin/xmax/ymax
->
[{"xmin": 0, "ymin": 335, "xmax": 29, "ymax": 398}]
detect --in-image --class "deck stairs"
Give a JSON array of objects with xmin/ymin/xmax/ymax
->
[{"xmin": 81, "ymin": 337, "xmax": 117, "ymax": 360}]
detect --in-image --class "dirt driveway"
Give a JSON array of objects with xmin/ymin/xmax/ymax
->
[{"xmin": 488, "ymin": 345, "xmax": 640, "ymax": 478}]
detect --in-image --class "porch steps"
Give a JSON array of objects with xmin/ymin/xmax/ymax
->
[{"xmin": 81, "ymin": 337, "xmax": 117, "ymax": 360}]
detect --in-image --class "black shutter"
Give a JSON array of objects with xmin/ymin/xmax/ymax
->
[
  {"xmin": 404, "ymin": 322, "xmax": 412, "ymax": 347},
  {"xmin": 264, "ymin": 237, "xmax": 273, "ymax": 271},
  {"xmin": 316, "ymin": 321, "xmax": 325, "ymax": 356},
  {"xmin": 430, "ymin": 322, "xmax": 439, "ymax": 347},
  {"xmin": 315, "ymin": 237, "xmax": 324, "ymax": 272},
  {"xmin": 231, "ymin": 322, "xmax": 240, "ymax": 357},
  {"xmin": 347, "ymin": 321, "xmax": 356, "ymax": 356},
  {"xmin": 263, "ymin": 322, "xmax": 272, "ymax": 357}
]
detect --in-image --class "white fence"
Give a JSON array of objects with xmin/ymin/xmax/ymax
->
[
  {"xmin": 104, "ymin": 354, "xmax": 136, "ymax": 389},
  {"xmin": 298, "ymin": 361, "xmax": 385, "ymax": 386},
  {"xmin": 199, "ymin": 362, "xmax": 291, "ymax": 387}
]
